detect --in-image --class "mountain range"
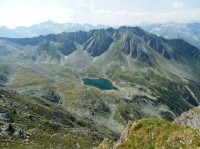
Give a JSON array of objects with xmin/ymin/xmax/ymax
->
[
  {"xmin": 140, "ymin": 22, "xmax": 200, "ymax": 49},
  {"xmin": 0, "ymin": 20, "xmax": 109, "ymax": 38},
  {"xmin": 0, "ymin": 26, "xmax": 200, "ymax": 148},
  {"xmin": 1, "ymin": 20, "xmax": 200, "ymax": 50}
]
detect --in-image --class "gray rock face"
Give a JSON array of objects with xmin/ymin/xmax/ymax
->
[
  {"xmin": 1, "ymin": 26, "xmax": 199, "ymax": 64},
  {"xmin": 41, "ymin": 90, "xmax": 61, "ymax": 103},
  {"xmin": 1, "ymin": 123, "xmax": 14, "ymax": 133},
  {"xmin": 174, "ymin": 106, "xmax": 200, "ymax": 130},
  {"xmin": 0, "ymin": 112, "xmax": 13, "ymax": 122},
  {"xmin": 14, "ymin": 130, "xmax": 25, "ymax": 139}
]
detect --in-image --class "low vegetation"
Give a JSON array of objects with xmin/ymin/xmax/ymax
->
[
  {"xmin": 0, "ymin": 89, "xmax": 118, "ymax": 149},
  {"xmin": 117, "ymin": 118, "xmax": 200, "ymax": 149}
]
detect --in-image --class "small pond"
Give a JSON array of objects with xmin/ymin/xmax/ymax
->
[{"xmin": 82, "ymin": 78, "xmax": 117, "ymax": 90}]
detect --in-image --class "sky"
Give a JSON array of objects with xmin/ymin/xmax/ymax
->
[{"xmin": 0, "ymin": 0, "xmax": 200, "ymax": 28}]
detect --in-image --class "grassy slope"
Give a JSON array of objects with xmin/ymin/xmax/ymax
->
[
  {"xmin": 4, "ymin": 60, "xmax": 200, "ymax": 129},
  {"xmin": 117, "ymin": 118, "xmax": 200, "ymax": 149},
  {"xmin": 0, "ymin": 89, "xmax": 118, "ymax": 149}
]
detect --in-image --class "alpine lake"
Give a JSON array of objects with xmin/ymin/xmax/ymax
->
[{"xmin": 82, "ymin": 78, "xmax": 118, "ymax": 90}]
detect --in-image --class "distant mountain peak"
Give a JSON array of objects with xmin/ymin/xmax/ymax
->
[
  {"xmin": 140, "ymin": 22, "xmax": 200, "ymax": 49},
  {"xmin": 0, "ymin": 22, "xmax": 111, "ymax": 38},
  {"xmin": 38, "ymin": 20, "xmax": 56, "ymax": 25}
]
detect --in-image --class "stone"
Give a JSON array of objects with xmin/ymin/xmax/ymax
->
[
  {"xmin": 0, "ymin": 112, "xmax": 13, "ymax": 122},
  {"xmin": 14, "ymin": 130, "xmax": 25, "ymax": 139},
  {"xmin": 42, "ymin": 90, "xmax": 61, "ymax": 103},
  {"xmin": 21, "ymin": 125, "xmax": 29, "ymax": 131},
  {"xmin": 76, "ymin": 143, "xmax": 81, "ymax": 148},
  {"xmin": 25, "ymin": 133, "xmax": 31, "ymax": 139},
  {"xmin": 1, "ymin": 123, "xmax": 14, "ymax": 133}
]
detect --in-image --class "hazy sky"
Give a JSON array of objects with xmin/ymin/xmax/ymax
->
[{"xmin": 0, "ymin": 0, "xmax": 200, "ymax": 28}]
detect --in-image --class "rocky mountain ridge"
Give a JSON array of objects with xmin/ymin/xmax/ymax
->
[{"xmin": 1, "ymin": 26, "xmax": 200, "ymax": 62}]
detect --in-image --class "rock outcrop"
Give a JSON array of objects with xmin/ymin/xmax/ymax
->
[
  {"xmin": 0, "ymin": 112, "xmax": 13, "ymax": 123},
  {"xmin": 174, "ymin": 106, "xmax": 200, "ymax": 130}
]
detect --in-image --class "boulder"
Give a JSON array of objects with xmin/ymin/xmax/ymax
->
[
  {"xmin": 1, "ymin": 123, "xmax": 14, "ymax": 133},
  {"xmin": 14, "ymin": 130, "xmax": 25, "ymax": 139},
  {"xmin": 0, "ymin": 112, "xmax": 13, "ymax": 122}
]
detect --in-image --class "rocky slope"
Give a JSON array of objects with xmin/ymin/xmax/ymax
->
[
  {"xmin": 174, "ymin": 106, "xmax": 200, "ymax": 130},
  {"xmin": 0, "ymin": 89, "xmax": 118, "ymax": 148}
]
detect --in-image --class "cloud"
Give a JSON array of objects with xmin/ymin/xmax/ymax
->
[
  {"xmin": 0, "ymin": 0, "xmax": 200, "ymax": 28},
  {"xmin": 78, "ymin": 0, "xmax": 88, "ymax": 6},
  {"xmin": 84, "ymin": 8, "xmax": 200, "ymax": 25},
  {"xmin": 0, "ymin": 5, "xmax": 73, "ymax": 28},
  {"xmin": 95, "ymin": 9, "xmax": 111, "ymax": 15},
  {"xmin": 151, "ymin": 9, "xmax": 200, "ymax": 23},
  {"xmin": 172, "ymin": 2, "xmax": 184, "ymax": 9}
]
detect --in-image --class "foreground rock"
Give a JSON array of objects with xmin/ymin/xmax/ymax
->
[{"xmin": 174, "ymin": 106, "xmax": 200, "ymax": 130}]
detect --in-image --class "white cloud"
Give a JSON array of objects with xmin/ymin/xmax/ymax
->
[
  {"xmin": 0, "ymin": 0, "xmax": 199, "ymax": 28},
  {"xmin": 0, "ymin": 5, "xmax": 73, "ymax": 28},
  {"xmin": 149, "ymin": 9, "xmax": 200, "ymax": 23},
  {"xmin": 172, "ymin": 2, "xmax": 184, "ymax": 9},
  {"xmin": 84, "ymin": 9, "xmax": 200, "ymax": 25},
  {"xmin": 95, "ymin": 9, "xmax": 111, "ymax": 15},
  {"xmin": 78, "ymin": 0, "xmax": 88, "ymax": 6}
]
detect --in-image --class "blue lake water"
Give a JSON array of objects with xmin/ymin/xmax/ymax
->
[{"xmin": 82, "ymin": 78, "xmax": 117, "ymax": 90}]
